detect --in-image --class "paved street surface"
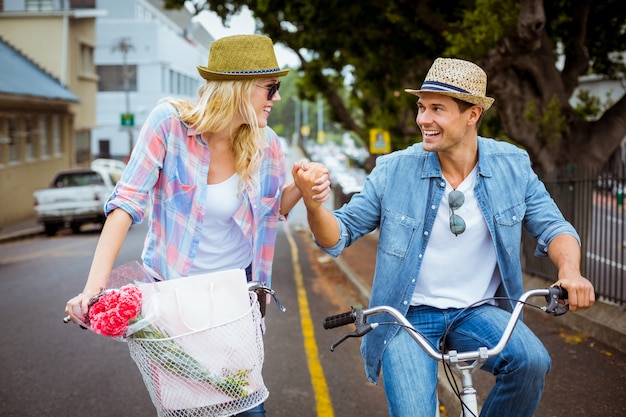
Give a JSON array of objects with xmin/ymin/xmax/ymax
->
[
  {"xmin": 1, "ymin": 145, "xmax": 625, "ymax": 416},
  {"xmin": 0, "ymin": 220, "xmax": 389, "ymax": 417}
]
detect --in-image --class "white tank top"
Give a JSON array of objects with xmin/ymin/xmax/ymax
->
[
  {"xmin": 411, "ymin": 165, "xmax": 501, "ymax": 308},
  {"xmin": 188, "ymin": 173, "xmax": 252, "ymax": 276}
]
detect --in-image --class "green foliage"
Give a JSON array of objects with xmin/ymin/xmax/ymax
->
[
  {"xmin": 525, "ymin": 96, "xmax": 567, "ymax": 149},
  {"xmin": 444, "ymin": 0, "xmax": 520, "ymax": 58},
  {"xmin": 163, "ymin": 0, "xmax": 626, "ymax": 168},
  {"xmin": 573, "ymin": 89, "xmax": 615, "ymax": 121}
]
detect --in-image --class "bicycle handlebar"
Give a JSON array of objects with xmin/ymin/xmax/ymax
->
[
  {"xmin": 64, "ymin": 280, "xmax": 285, "ymax": 324},
  {"xmin": 323, "ymin": 286, "xmax": 569, "ymax": 358}
]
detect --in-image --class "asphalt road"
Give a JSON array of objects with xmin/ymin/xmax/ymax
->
[{"xmin": 0, "ymin": 220, "xmax": 388, "ymax": 417}]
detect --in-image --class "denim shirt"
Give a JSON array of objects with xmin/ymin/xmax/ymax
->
[{"xmin": 318, "ymin": 137, "xmax": 579, "ymax": 384}]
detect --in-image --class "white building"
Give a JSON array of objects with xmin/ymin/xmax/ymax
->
[{"xmin": 93, "ymin": 0, "xmax": 213, "ymax": 159}]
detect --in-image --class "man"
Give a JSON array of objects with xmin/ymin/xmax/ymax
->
[{"xmin": 294, "ymin": 58, "xmax": 595, "ymax": 416}]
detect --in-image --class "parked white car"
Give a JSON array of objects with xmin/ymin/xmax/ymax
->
[
  {"xmin": 91, "ymin": 158, "xmax": 126, "ymax": 182},
  {"xmin": 33, "ymin": 167, "xmax": 116, "ymax": 236}
]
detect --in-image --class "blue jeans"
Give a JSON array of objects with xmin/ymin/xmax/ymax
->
[
  {"xmin": 381, "ymin": 304, "xmax": 551, "ymax": 417},
  {"xmin": 234, "ymin": 402, "xmax": 265, "ymax": 416}
]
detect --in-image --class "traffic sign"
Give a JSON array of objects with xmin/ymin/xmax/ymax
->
[
  {"xmin": 121, "ymin": 113, "xmax": 134, "ymax": 127},
  {"xmin": 369, "ymin": 129, "xmax": 390, "ymax": 154}
]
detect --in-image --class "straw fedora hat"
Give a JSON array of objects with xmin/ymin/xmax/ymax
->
[
  {"xmin": 197, "ymin": 34, "xmax": 289, "ymax": 81},
  {"xmin": 405, "ymin": 58, "xmax": 495, "ymax": 110}
]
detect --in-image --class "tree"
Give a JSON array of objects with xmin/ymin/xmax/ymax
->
[{"xmin": 166, "ymin": 0, "xmax": 626, "ymax": 171}]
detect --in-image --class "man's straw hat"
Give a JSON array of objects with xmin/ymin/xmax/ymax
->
[
  {"xmin": 197, "ymin": 34, "xmax": 289, "ymax": 81},
  {"xmin": 405, "ymin": 58, "xmax": 495, "ymax": 110}
]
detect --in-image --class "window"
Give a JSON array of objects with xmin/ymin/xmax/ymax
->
[
  {"xmin": 0, "ymin": 118, "xmax": 7, "ymax": 166},
  {"xmin": 55, "ymin": 171, "xmax": 105, "ymax": 188},
  {"xmin": 8, "ymin": 118, "xmax": 19, "ymax": 163},
  {"xmin": 52, "ymin": 115, "xmax": 62, "ymax": 155},
  {"xmin": 97, "ymin": 65, "xmax": 137, "ymax": 92},
  {"xmin": 25, "ymin": 0, "xmax": 53, "ymax": 11},
  {"xmin": 39, "ymin": 116, "xmax": 49, "ymax": 158},
  {"xmin": 80, "ymin": 43, "xmax": 95, "ymax": 75},
  {"xmin": 75, "ymin": 130, "xmax": 91, "ymax": 163},
  {"xmin": 70, "ymin": 0, "xmax": 96, "ymax": 9},
  {"xmin": 24, "ymin": 115, "xmax": 35, "ymax": 160}
]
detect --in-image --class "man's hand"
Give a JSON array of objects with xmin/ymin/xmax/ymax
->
[{"xmin": 554, "ymin": 272, "xmax": 595, "ymax": 312}]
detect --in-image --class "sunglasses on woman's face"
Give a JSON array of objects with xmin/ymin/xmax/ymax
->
[{"xmin": 255, "ymin": 81, "xmax": 281, "ymax": 100}]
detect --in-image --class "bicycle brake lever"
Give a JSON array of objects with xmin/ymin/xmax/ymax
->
[
  {"xmin": 330, "ymin": 323, "xmax": 378, "ymax": 352},
  {"xmin": 543, "ymin": 286, "xmax": 569, "ymax": 316}
]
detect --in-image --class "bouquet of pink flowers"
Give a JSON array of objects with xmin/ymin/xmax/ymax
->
[
  {"xmin": 78, "ymin": 263, "xmax": 254, "ymax": 401},
  {"xmin": 87, "ymin": 284, "xmax": 143, "ymax": 337}
]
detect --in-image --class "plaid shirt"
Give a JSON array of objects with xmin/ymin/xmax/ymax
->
[{"xmin": 105, "ymin": 102, "xmax": 287, "ymax": 285}]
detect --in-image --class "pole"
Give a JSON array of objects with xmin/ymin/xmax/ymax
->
[
  {"xmin": 292, "ymin": 96, "xmax": 300, "ymax": 147},
  {"xmin": 112, "ymin": 37, "xmax": 134, "ymax": 156},
  {"xmin": 317, "ymin": 94, "xmax": 324, "ymax": 143}
]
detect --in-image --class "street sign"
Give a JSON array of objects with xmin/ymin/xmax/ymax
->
[
  {"xmin": 369, "ymin": 129, "xmax": 390, "ymax": 154},
  {"xmin": 121, "ymin": 113, "xmax": 134, "ymax": 127}
]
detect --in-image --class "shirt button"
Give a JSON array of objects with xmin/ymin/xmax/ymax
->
[
  {"xmin": 440, "ymin": 181, "xmax": 445, "ymax": 187},
  {"xmin": 411, "ymin": 279, "xmax": 416, "ymax": 283},
  {"xmin": 419, "ymin": 254, "xmax": 423, "ymax": 258},
  {"xmin": 424, "ymin": 231, "xmax": 429, "ymax": 236},
  {"xmin": 512, "ymin": 216, "xmax": 517, "ymax": 221},
  {"xmin": 384, "ymin": 340, "xmax": 387, "ymax": 345},
  {"xmin": 431, "ymin": 205, "xmax": 436, "ymax": 210},
  {"xmin": 401, "ymin": 216, "xmax": 405, "ymax": 220},
  {"xmin": 403, "ymin": 300, "xmax": 408, "ymax": 305}
]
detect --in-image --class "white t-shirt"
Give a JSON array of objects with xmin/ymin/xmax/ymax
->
[
  {"xmin": 188, "ymin": 173, "xmax": 252, "ymax": 276},
  {"xmin": 411, "ymin": 165, "xmax": 501, "ymax": 308}
]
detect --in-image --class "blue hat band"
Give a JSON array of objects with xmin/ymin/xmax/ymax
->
[
  {"xmin": 216, "ymin": 67, "xmax": 282, "ymax": 76},
  {"xmin": 420, "ymin": 80, "xmax": 471, "ymax": 95}
]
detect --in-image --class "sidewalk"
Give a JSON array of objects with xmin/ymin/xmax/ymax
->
[{"xmin": 0, "ymin": 216, "xmax": 43, "ymax": 243}]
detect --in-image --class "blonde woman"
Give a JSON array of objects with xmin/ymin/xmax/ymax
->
[{"xmin": 65, "ymin": 34, "xmax": 330, "ymax": 416}]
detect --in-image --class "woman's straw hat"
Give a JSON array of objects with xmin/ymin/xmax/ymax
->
[
  {"xmin": 197, "ymin": 34, "xmax": 289, "ymax": 81},
  {"xmin": 405, "ymin": 58, "xmax": 495, "ymax": 110}
]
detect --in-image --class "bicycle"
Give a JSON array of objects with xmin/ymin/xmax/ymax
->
[{"xmin": 322, "ymin": 286, "xmax": 569, "ymax": 417}]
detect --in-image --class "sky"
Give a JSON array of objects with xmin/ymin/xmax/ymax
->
[{"xmin": 195, "ymin": 7, "xmax": 300, "ymax": 68}]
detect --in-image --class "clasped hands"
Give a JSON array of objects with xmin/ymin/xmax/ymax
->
[{"xmin": 292, "ymin": 160, "xmax": 332, "ymax": 207}]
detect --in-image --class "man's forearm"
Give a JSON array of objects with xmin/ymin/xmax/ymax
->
[{"xmin": 305, "ymin": 204, "xmax": 341, "ymax": 248}]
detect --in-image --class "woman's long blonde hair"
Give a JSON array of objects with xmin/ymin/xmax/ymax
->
[{"xmin": 167, "ymin": 80, "xmax": 265, "ymax": 189}]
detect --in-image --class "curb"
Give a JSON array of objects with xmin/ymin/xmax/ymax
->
[{"xmin": 0, "ymin": 226, "xmax": 43, "ymax": 244}]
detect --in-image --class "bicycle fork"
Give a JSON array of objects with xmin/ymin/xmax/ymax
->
[{"xmin": 447, "ymin": 347, "xmax": 488, "ymax": 417}]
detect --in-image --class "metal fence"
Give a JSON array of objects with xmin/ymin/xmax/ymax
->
[{"xmin": 522, "ymin": 166, "xmax": 626, "ymax": 308}]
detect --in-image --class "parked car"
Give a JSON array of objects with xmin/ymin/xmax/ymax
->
[
  {"xmin": 91, "ymin": 158, "xmax": 126, "ymax": 183},
  {"xmin": 33, "ymin": 167, "xmax": 116, "ymax": 236}
]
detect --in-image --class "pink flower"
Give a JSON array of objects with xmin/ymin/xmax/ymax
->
[{"xmin": 88, "ymin": 284, "xmax": 143, "ymax": 337}]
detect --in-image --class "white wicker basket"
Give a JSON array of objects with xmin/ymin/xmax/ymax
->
[{"xmin": 127, "ymin": 293, "xmax": 268, "ymax": 416}]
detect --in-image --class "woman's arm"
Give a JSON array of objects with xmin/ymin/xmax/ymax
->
[{"xmin": 64, "ymin": 208, "xmax": 133, "ymax": 322}]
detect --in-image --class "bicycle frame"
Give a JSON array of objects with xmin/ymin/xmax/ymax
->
[{"xmin": 323, "ymin": 287, "xmax": 568, "ymax": 417}]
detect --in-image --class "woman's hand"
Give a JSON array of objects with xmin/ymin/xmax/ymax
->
[
  {"xmin": 64, "ymin": 289, "xmax": 98, "ymax": 324},
  {"xmin": 293, "ymin": 160, "xmax": 331, "ymax": 203}
]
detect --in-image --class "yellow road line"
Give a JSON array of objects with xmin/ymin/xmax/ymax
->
[{"xmin": 283, "ymin": 222, "xmax": 334, "ymax": 417}]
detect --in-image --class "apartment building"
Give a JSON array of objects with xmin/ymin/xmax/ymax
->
[
  {"xmin": 0, "ymin": 0, "xmax": 103, "ymax": 226},
  {"xmin": 0, "ymin": 0, "xmax": 212, "ymax": 227},
  {"xmin": 93, "ymin": 0, "xmax": 213, "ymax": 160}
]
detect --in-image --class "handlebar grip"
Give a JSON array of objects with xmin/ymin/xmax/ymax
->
[{"xmin": 323, "ymin": 308, "xmax": 357, "ymax": 329}]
